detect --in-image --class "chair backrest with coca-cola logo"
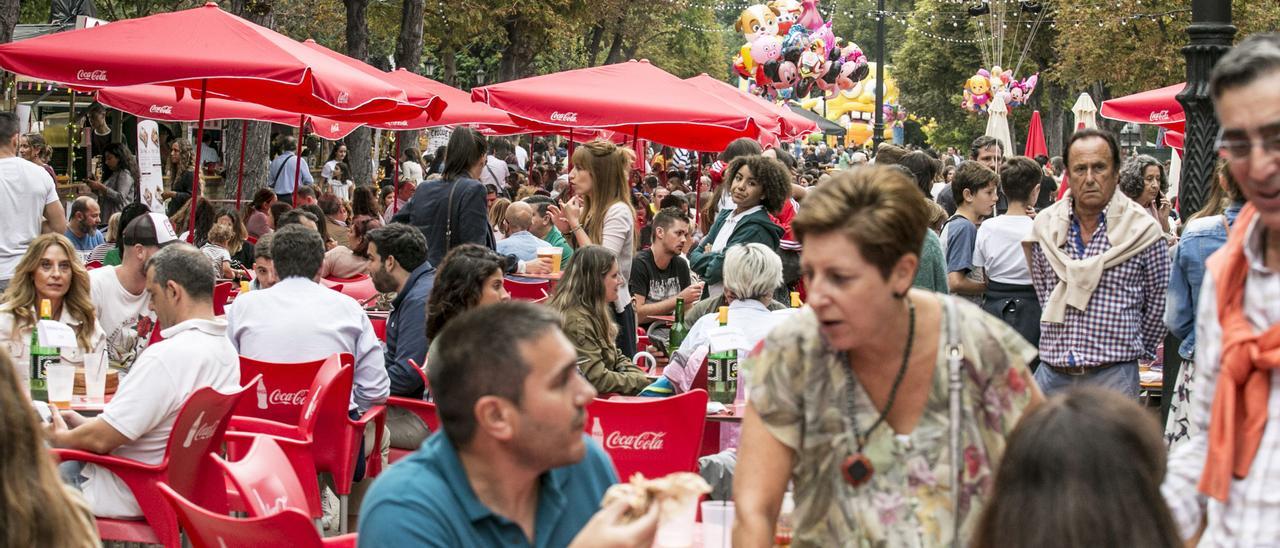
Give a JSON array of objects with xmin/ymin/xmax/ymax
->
[
  {"xmin": 586, "ymin": 389, "xmax": 708, "ymax": 480},
  {"xmin": 214, "ymin": 435, "xmax": 321, "ymax": 519},
  {"xmin": 503, "ymin": 278, "xmax": 551, "ymax": 302},
  {"xmin": 235, "ymin": 353, "xmax": 353, "ymax": 425},
  {"xmin": 213, "ymin": 281, "xmax": 234, "ymax": 316},
  {"xmin": 165, "ymin": 375, "xmax": 260, "ymax": 513}
]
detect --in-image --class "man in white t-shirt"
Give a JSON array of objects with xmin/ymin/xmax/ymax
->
[
  {"xmin": 90, "ymin": 212, "xmax": 179, "ymax": 376},
  {"xmin": 972, "ymin": 156, "xmax": 1042, "ymax": 367},
  {"xmin": 49, "ymin": 244, "xmax": 240, "ymax": 518},
  {"xmin": 0, "ymin": 112, "xmax": 67, "ymax": 290}
]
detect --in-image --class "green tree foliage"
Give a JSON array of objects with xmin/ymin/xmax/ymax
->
[{"xmin": 893, "ymin": 0, "xmax": 985, "ymax": 148}]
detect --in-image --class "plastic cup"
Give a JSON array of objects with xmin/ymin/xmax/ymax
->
[
  {"xmin": 46, "ymin": 364, "xmax": 75, "ymax": 410},
  {"xmin": 83, "ymin": 351, "xmax": 108, "ymax": 402},
  {"xmin": 536, "ymin": 247, "xmax": 563, "ymax": 273},
  {"xmin": 700, "ymin": 501, "xmax": 735, "ymax": 548},
  {"xmin": 654, "ymin": 494, "xmax": 699, "ymax": 547}
]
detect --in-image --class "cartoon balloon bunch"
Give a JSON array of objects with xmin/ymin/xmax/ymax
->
[
  {"xmin": 962, "ymin": 66, "xmax": 1038, "ymax": 113},
  {"xmin": 733, "ymin": 0, "xmax": 870, "ymax": 101}
]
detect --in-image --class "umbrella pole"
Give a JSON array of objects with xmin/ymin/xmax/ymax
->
[
  {"xmin": 235, "ymin": 120, "xmax": 247, "ymax": 210},
  {"xmin": 189, "ymin": 79, "xmax": 208, "ymax": 243},
  {"xmin": 292, "ymin": 114, "xmax": 304, "ymax": 207},
  {"xmin": 393, "ymin": 133, "xmax": 401, "ymax": 213}
]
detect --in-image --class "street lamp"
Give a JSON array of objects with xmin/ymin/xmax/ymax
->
[
  {"xmin": 1175, "ymin": 0, "xmax": 1235, "ymax": 219},
  {"xmin": 475, "ymin": 69, "xmax": 486, "ymax": 88},
  {"xmin": 1120, "ymin": 123, "xmax": 1142, "ymax": 153},
  {"xmin": 423, "ymin": 60, "xmax": 436, "ymax": 78},
  {"xmin": 872, "ymin": 0, "xmax": 885, "ymax": 149}
]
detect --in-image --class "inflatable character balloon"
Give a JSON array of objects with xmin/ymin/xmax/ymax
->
[
  {"xmin": 735, "ymin": 4, "xmax": 781, "ymax": 43},
  {"xmin": 963, "ymin": 74, "xmax": 992, "ymax": 112},
  {"xmin": 769, "ymin": 0, "xmax": 803, "ymax": 35}
]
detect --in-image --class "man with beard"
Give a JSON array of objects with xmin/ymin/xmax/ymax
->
[
  {"xmin": 364, "ymin": 223, "xmax": 435, "ymax": 450},
  {"xmin": 631, "ymin": 208, "xmax": 701, "ymax": 344},
  {"xmin": 358, "ymin": 302, "xmax": 657, "ymax": 547}
]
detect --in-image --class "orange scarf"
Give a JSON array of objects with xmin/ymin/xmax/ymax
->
[{"xmin": 1198, "ymin": 204, "xmax": 1280, "ymax": 501}]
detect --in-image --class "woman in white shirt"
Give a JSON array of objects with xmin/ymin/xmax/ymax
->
[
  {"xmin": 549, "ymin": 139, "xmax": 640, "ymax": 356},
  {"xmin": 401, "ymin": 147, "xmax": 424, "ymax": 185},
  {"xmin": 0, "ymin": 234, "xmax": 105, "ymax": 380},
  {"xmin": 321, "ymin": 144, "xmax": 348, "ymax": 185}
]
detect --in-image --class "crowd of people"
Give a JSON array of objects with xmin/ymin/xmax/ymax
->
[{"xmin": 3, "ymin": 31, "xmax": 1280, "ymax": 548}]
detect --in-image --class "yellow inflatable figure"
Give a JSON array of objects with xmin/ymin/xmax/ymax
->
[{"xmin": 800, "ymin": 63, "xmax": 898, "ymax": 146}]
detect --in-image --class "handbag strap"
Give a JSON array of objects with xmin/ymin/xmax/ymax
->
[
  {"xmin": 444, "ymin": 179, "xmax": 461, "ymax": 249},
  {"xmin": 944, "ymin": 296, "xmax": 964, "ymax": 548}
]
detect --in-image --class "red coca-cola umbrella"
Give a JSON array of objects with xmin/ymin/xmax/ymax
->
[
  {"xmin": 471, "ymin": 60, "xmax": 762, "ymax": 152},
  {"xmin": 1100, "ymin": 83, "xmax": 1186, "ymax": 131},
  {"xmin": 684, "ymin": 74, "xmax": 783, "ymax": 138},
  {"xmin": 96, "ymin": 85, "xmax": 361, "ymax": 207},
  {"xmin": 375, "ymin": 69, "xmax": 521, "ymax": 133},
  {"xmin": 0, "ymin": 3, "xmax": 429, "ymax": 237},
  {"xmin": 298, "ymin": 40, "xmax": 445, "ymax": 124}
]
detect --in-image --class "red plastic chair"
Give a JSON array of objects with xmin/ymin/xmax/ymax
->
[
  {"xmin": 53, "ymin": 377, "xmax": 261, "ymax": 547},
  {"xmin": 159, "ymin": 484, "xmax": 355, "ymax": 548},
  {"xmin": 385, "ymin": 398, "xmax": 439, "ymax": 463},
  {"xmin": 229, "ymin": 360, "xmax": 386, "ymax": 534},
  {"xmin": 216, "ymin": 434, "xmax": 321, "ymax": 520},
  {"xmin": 370, "ymin": 317, "xmax": 387, "ymax": 341},
  {"xmin": 322, "ymin": 274, "xmax": 378, "ymax": 303},
  {"xmin": 503, "ymin": 277, "xmax": 551, "ymax": 302},
  {"xmin": 85, "ymin": 260, "xmax": 103, "ymax": 270},
  {"xmin": 235, "ymin": 353, "xmax": 354, "ymax": 426},
  {"xmin": 584, "ymin": 389, "xmax": 708, "ymax": 480},
  {"xmin": 213, "ymin": 281, "xmax": 233, "ymax": 316}
]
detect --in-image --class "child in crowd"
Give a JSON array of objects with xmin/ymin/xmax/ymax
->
[
  {"xmin": 941, "ymin": 160, "xmax": 999, "ymax": 302},
  {"xmin": 974, "ymin": 156, "xmax": 1043, "ymax": 371},
  {"xmin": 201, "ymin": 223, "xmax": 237, "ymax": 280},
  {"xmin": 972, "ymin": 388, "xmax": 1181, "ymax": 547},
  {"xmin": 328, "ymin": 162, "xmax": 353, "ymax": 203}
]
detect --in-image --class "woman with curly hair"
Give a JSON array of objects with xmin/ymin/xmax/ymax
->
[
  {"xmin": 85, "ymin": 142, "xmax": 140, "ymax": 223},
  {"xmin": 0, "ymin": 234, "xmax": 105, "ymax": 383},
  {"xmin": 689, "ymin": 154, "xmax": 788, "ymax": 296},
  {"xmin": 162, "ymin": 138, "xmax": 195, "ymax": 204},
  {"xmin": 0, "ymin": 348, "xmax": 99, "ymax": 547},
  {"xmin": 1118, "ymin": 154, "xmax": 1175, "ymax": 238},
  {"xmin": 547, "ymin": 245, "xmax": 649, "ymax": 396},
  {"xmin": 423, "ymin": 245, "xmax": 510, "ymax": 380}
]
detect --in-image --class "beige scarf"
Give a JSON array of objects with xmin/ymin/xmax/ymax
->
[{"xmin": 1023, "ymin": 192, "xmax": 1162, "ymax": 323}]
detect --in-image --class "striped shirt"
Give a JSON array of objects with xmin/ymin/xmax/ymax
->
[
  {"xmin": 1162, "ymin": 216, "xmax": 1280, "ymax": 546},
  {"xmin": 1029, "ymin": 211, "xmax": 1170, "ymax": 367}
]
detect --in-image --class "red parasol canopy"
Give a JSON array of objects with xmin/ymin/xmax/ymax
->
[
  {"xmin": 1164, "ymin": 130, "xmax": 1184, "ymax": 151},
  {"xmin": 471, "ymin": 60, "xmax": 761, "ymax": 152},
  {"xmin": 95, "ymin": 85, "xmax": 360, "ymax": 140},
  {"xmin": 1100, "ymin": 83, "xmax": 1186, "ymax": 131},
  {"xmin": 684, "ymin": 74, "xmax": 783, "ymax": 138},
  {"xmin": 374, "ymin": 69, "xmax": 523, "ymax": 133},
  {"xmin": 1024, "ymin": 110, "xmax": 1048, "ymax": 159},
  {"xmin": 297, "ymin": 40, "xmax": 444, "ymax": 123},
  {"xmin": 0, "ymin": 2, "xmax": 411, "ymax": 118}
]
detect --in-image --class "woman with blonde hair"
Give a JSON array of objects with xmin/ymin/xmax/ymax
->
[
  {"xmin": 489, "ymin": 197, "xmax": 512, "ymax": 241},
  {"xmin": 0, "ymin": 349, "xmax": 99, "ymax": 547},
  {"xmin": 0, "ymin": 234, "xmax": 105, "ymax": 382},
  {"xmin": 547, "ymin": 245, "xmax": 649, "ymax": 396},
  {"xmin": 549, "ymin": 139, "xmax": 640, "ymax": 356}
]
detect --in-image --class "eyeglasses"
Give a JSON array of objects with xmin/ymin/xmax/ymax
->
[{"xmin": 1216, "ymin": 127, "xmax": 1280, "ymax": 160}]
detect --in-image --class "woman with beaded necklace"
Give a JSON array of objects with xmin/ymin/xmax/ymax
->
[{"xmin": 733, "ymin": 166, "xmax": 1043, "ymax": 546}]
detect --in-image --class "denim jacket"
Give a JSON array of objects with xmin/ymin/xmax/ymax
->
[{"xmin": 1165, "ymin": 202, "xmax": 1243, "ymax": 359}]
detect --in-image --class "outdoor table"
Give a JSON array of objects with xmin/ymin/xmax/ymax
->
[
  {"xmin": 70, "ymin": 395, "xmax": 112, "ymax": 416},
  {"xmin": 649, "ymin": 314, "xmax": 675, "ymax": 323},
  {"xmin": 520, "ymin": 272, "xmax": 563, "ymax": 281}
]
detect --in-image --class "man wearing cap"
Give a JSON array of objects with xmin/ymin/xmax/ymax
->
[{"xmin": 89, "ymin": 212, "xmax": 179, "ymax": 376}]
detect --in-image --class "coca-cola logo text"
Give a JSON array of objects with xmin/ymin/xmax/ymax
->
[
  {"xmin": 385, "ymin": 121, "xmax": 409, "ymax": 127},
  {"xmin": 76, "ymin": 69, "xmax": 108, "ymax": 82},
  {"xmin": 336, "ymin": 91, "xmax": 350, "ymax": 105},
  {"xmin": 330, "ymin": 123, "xmax": 341, "ymax": 133},
  {"xmin": 605, "ymin": 431, "xmax": 666, "ymax": 451},
  {"xmin": 550, "ymin": 111, "xmax": 579, "ymax": 123},
  {"xmin": 269, "ymin": 388, "xmax": 309, "ymax": 406},
  {"xmin": 149, "ymin": 105, "xmax": 174, "ymax": 115},
  {"xmin": 1149, "ymin": 110, "xmax": 1171, "ymax": 122}
]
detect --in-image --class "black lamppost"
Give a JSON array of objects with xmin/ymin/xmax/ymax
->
[
  {"xmin": 475, "ymin": 69, "xmax": 486, "ymax": 89},
  {"xmin": 1175, "ymin": 0, "xmax": 1235, "ymax": 219},
  {"xmin": 872, "ymin": 0, "xmax": 886, "ymax": 149},
  {"xmin": 423, "ymin": 59, "xmax": 436, "ymax": 78}
]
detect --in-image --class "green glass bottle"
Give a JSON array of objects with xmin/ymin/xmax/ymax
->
[
  {"xmin": 668, "ymin": 298, "xmax": 689, "ymax": 354},
  {"xmin": 706, "ymin": 306, "xmax": 738, "ymax": 405},
  {"xmin": 30, "ymin": 299, "xmax": 58, "ymax": 402}
]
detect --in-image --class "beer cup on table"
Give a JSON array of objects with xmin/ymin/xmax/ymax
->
[
  {"xmin": 83, "ymin": 349, "xmax": 108, "ymax": 402},
  {"xmin": 46, "ymin": 364, "xmax": 75, "ymax": 410}
]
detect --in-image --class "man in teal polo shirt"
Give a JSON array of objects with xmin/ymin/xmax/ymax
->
[{"xmin": 358, "ymin": 302, "xmax": 657, "ymax": 547}]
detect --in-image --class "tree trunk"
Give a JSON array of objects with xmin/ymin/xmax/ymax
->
[
  {"xmin": 586, "ymin": 25, "xmax": 605, "ymax": 66},
  {"xmin": 0, "ymin": 0, "xmax": 18, "ymax": 45},
  {"xmin": 499, "ymin": 19, "xmax": 539, "ymax": 81},
  {"xmin": 602, "ymin": 18, "xmax": 627, "ymax": 65},
  {"xmin": 442, "ymin": 47, "xmax": 457, "ymax": 87},
  {"xmin": 1045, "ymin": 79, "xmax": 1066, "ymax": 158},
  {"xmin": 223, "ymin": 0, "xmax": 274, "ymax": 201},
  {"xmin": 344, "ymin": 0, "xmax": 374, "ymax": 186},
  {"xmin": 393, "ymin": 0, "xmax": 425, "ymax": 160}
]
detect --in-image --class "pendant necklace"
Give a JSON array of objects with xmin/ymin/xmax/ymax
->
[{"xmin": 840, "ymin": 296, "xmax": 916, "ymax": 488}]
